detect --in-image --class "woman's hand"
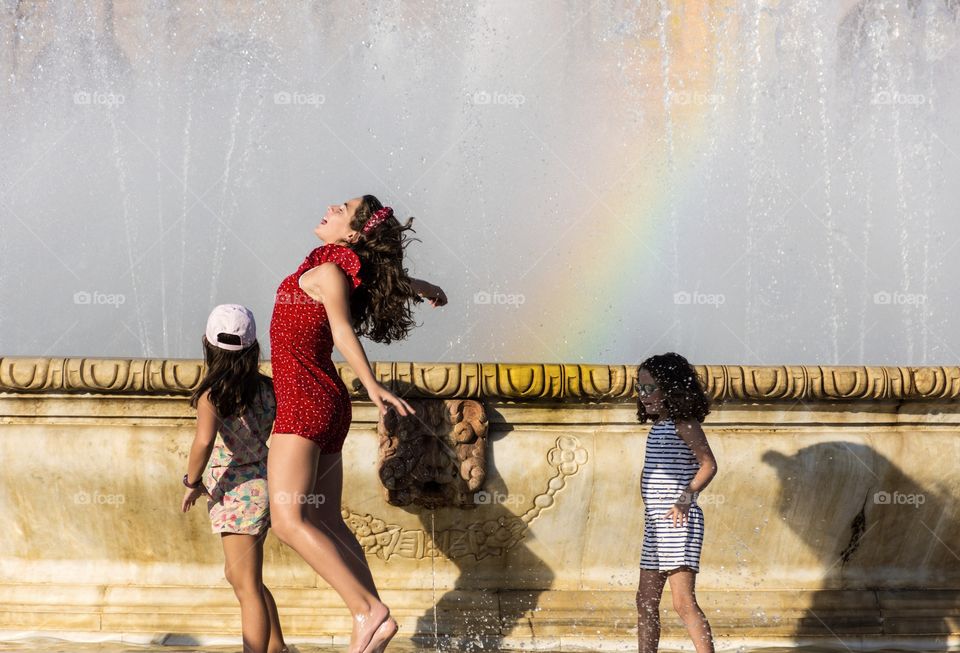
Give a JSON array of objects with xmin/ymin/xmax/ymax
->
[
  {"xmin": 421, "ymin": 283, "xmax": 447, "ymax": 307},
  {"xmin": 411, "ymin": 279, "xmax": 448, "ymax": 307},
  {"xmin": 366, "ymin": 382, "xmax": 416, "ymax": 417},
  {"xmin": 181, "ymin": 486, "xmax": 205, "ymax": 513}
]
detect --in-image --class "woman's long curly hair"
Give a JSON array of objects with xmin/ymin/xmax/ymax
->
[
  {"xmin": 190, "ymin": 337, "xmax": 272, "ymax": 419},
  {"xmin": 348, "ymin": 194, "xmax": 423, "ymax": 344},
  {"xmin": 636, "ymin": 352, "xmax": 710, "ymax": 424}
]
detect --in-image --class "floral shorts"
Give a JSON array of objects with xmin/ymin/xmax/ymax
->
[{"xmin": 202, "ymin": 460, "xmax": 270, "ymax": 536}]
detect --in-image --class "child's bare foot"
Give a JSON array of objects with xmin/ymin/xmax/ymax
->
[{"xmin": 350, "ymin": 602, "xmax": 392, "ymax": 653}]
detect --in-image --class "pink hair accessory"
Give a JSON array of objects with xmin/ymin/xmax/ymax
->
[{"xmin": 362, "ymin": 206, "xmax": 393, "ymax": 235}]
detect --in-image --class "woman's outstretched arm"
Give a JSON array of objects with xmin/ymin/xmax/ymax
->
[{"xmin": 300, "ymin": 263, "xmax": 415, "ymax": 416}]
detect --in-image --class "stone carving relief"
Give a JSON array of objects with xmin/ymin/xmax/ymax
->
[
  {"xmin": 377, "ymin": 399, "xmax": 488, "ymax": 509},
  {"xmin": 343, "ymin": 435, "xmax": 589, "ymax": 561}
]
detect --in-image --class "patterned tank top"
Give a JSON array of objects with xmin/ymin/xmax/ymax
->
[{"xmin": 207, "ymin": 380, "xmax": 276, "ymax": 468}]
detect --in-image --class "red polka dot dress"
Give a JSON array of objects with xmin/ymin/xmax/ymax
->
[{"xmin": 269, "ymin": 243, "xmax": 362, "ymax": 453}]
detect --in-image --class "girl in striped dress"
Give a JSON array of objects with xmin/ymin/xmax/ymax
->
[{"xmin": 635, "ymin": 353, "xmax": 718, "ymax": 653}]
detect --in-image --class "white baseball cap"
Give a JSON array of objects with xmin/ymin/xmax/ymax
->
[{"xmin": 205, "ymin": 304, "xmax": 257, "ymax": 351}]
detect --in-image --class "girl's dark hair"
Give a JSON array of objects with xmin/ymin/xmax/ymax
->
[
  {"xmin": 190, "ymin": 337, "xmax": 272, "ymax": 419},
  {"xmin": 636, "ymin": 352, "xmax": 710, "ymax": 424},
  {"xmin": 348, "ymin": 194, "xmax": 423, "ymax": 344}
]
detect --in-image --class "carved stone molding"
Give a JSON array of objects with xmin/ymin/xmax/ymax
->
[{"xmin": 1, "ymin": 357, "xmax": 959, "ymax": 402}]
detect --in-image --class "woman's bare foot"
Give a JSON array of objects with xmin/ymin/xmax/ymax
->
[
  {"xmin": 363, "ymin": 616, "xmax": 398, "ymax": 653},
  {"xmin": 350, "ymin": 602, "xmax": 391, "ymax": 653}
]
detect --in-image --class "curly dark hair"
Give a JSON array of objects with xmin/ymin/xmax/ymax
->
[
  {"xmin": 636, "ymin": 352, "xmax": 710, "ymax": 424},
  {"xmin": 347, "ymin": 194, "xmax": 423, "ymax": 344},
  {"xmin": 190, "ymin": 337, "xmax": 272, "ymax": 419}
]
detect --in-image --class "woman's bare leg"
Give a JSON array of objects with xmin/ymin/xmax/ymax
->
[
  {"xmin": 667, "ymin": 568, "xmax": 714, "ymax": 653},
  {"xmin": 268, "ymin": 434, "xmax": 396, "ymax": 653},
  {"xmin": 305, "ymin": 451, "xmax": 379, "ymax": 597},
  {"xmin": 637, "ymin": 569, "xmax": 668, "ymax": 653},
  {"xmin": 308, "ymin": 451, "xmax": 396, "ymax": 651},
  {"xmin": 222, "ymin": 533, "xmax": 271, "ymax": 653}
]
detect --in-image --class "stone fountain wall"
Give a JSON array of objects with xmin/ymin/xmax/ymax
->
[{"xmin": 1, "ymin": 357, "xmax": 958, "ymax": 649}]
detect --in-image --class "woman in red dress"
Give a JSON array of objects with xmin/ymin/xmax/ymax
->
[{"xmin": 268, "ymin": 195, "xmax": 446, "ymax": 653}]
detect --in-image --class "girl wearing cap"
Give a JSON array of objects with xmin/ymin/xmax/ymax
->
[
  {"xmin": 268, "ymin": 196, "xmax": 446, "ymax": 653},
  {"xmin": 181, "ymin": 304, "xmax": 287, "ymax": 653}
]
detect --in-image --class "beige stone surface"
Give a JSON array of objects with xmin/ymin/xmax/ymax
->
[{"xmin": 1, "ymin": 358, "xmax": 959, "ymax": 645}]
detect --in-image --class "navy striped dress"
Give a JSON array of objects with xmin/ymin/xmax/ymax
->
[{"xmin": 640, "ymin": 418, "xmax": 704, "ymax": 572}]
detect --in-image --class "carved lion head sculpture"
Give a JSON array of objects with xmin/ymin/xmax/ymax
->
[{"xmin": 377, "ymin": 399, "xmax": 488, "ymax": 508}]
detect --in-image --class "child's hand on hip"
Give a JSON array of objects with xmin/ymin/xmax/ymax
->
[
  {"xmin": 181, "ymin": 487, "xmax": 204, "ymax": 513},
  {"xmin": 664, "ymin": 501, "xmax": 691, "ymax": 527}
]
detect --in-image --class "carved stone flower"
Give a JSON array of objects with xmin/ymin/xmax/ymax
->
[{"xmin": 549, "ymin": 436, "xmax": 588, "ymax": 474}]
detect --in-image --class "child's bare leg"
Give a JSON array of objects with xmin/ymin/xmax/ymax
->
[
  {"xmin": 261, "ymin": 581, "xmax": 287, "ymax": 653},
  {"xmin": 667, "ymin": 567, "xmax": 714, "ymax": 653},
  {"xmin": 222, "ymin": 533, "xmax": 271, "ymax": 653},
  {"xmin": 637, "ymin": 569, "xmax": 667, "ymax": 653}
]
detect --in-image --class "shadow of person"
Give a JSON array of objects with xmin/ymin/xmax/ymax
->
[
  {"xmin": 763, "ymin": 441, "xmax": 957, "ymax": 644},
  {"xmin": 372, "ymin": 387, "xmax": 556, "ymax": 651},
  {"xmin": 409, "ymin": 461, "xmax": 556, "ymax": 652}
]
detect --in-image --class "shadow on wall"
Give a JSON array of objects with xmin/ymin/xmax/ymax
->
[
  {"xmin": 371, "ymin": 391, "xmax": 556, "ymax": 650},
  {"xmin": 410, "ymin": 453, "xmax": 557, "ymax": 651},
  {"xmin": 764, "ymin": 440, "xmax": 958, "ymax": 641}
]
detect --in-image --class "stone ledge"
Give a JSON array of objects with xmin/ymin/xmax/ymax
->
[
  {"xmin": 1, "ymin": 586, "xmax": 958, "ymax": 639},
  {"xmin": 1, "ymin": 632, "xmax": 956, "ymax": 652},
  {"xmin": 2, "ymin": 357, "xmax": 960, "ymax": 402}
]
